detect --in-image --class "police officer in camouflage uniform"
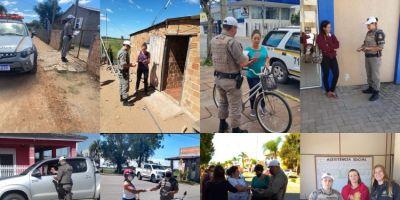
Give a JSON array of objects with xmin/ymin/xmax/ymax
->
[
  {"xmin": 211, "ymin": 17, "xmax": 256, "ymax": 133},
  {"xmin": 357, "ymin": 17, "xmax": 385, "ymax": 101},
  {"xmin": 51, "ymin": 156, "xmax": 73, "ymax": 200},
  {"xmin": 61, "ymin": 15, "xmax": 75, "ymax": 63},
  {"xmin": 117, "ymin": 41, "xmax": 136, "ymax": 106},
  {"xmin": 308, "ymin": 173, "xmax": 343, "ymax": 200},
  {"xmin": 150, "ymin": 170, "xmax": 179, "ymax": 200}
]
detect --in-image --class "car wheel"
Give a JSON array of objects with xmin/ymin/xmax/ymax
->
[
  {"xmin": 151, "ymin": 174, "xmax": 156, "ymax": 183},
  {"xmin": 272, "ymin": 61, "xmax": 288, "ymax": 84},
  {"xmin": 29, "ymin": 53, "xmax": 38, "ymax": 74},
  {"xmin": 137, "ymin": 173, "xmax": 142, "ymax": 180},
  {"xmin": 3, "ymin": 193, "xmax": 27, "ymax": 200}
]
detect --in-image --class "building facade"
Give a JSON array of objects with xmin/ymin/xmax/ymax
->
[
  {"xmin": 165, "ymin": 146, "xmax": 200, "ymax": 182},
  {"xmin": 129, "ymin": 16, "xmax": 200, "ymax": 120}
]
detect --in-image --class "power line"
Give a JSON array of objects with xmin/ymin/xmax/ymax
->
[{"xmin": 151, "ymin": 0, "xmax": 172, "ymax": 26}]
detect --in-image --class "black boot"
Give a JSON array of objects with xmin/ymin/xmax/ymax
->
[
  {"xmin": 369, "ymin": 91, "xmax": 379, "ymax": 101},
  {"xmin": 61, "ymin": 57, "xmax": 68, "ymax": 62},
  {"xmin": 120, "ymin": 95, "xmax": 123, "ymax": 102},
  {"xmin": 232, "ymin": 127, "xmax": 248, "ymax": 133},
  {"xmin": 218, "ymin": 119, "xmax": 229, "ymax": 133},
  {"xmin": 123, "ymin": 99, "xmax": 133, "ymax": 106},
  {"xmin": 362, "ymin": 87, "xmax": 374, "ymax": 94}
]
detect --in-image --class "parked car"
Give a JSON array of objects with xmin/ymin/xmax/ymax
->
[
  {"xmin": 284, "ymin": 169, "xmax": 297, "ymax": 177},
  {"xmin": 0, "ymin": 157, "xmax": 100, "ymax": 200},
  {"xmin": 262, "ymin": 26, "xmax": 300, "ymax": 83},
  {"xmin": 136, "ymin": 163, "xmax": 168, "ymax": 183},
  {"xmin": 0, "ymin": 14, "xmax": 38, "ymax": 74}
]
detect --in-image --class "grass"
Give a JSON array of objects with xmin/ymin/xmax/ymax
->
[
  {"xmin": 241, "ymin": 172, "xmax": 300, "ymax": 193},
  {"xmin": 102, "ymin": 37, "xmax": 124, "ymax": 63}
]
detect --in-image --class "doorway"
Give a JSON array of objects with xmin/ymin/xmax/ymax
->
[{"xmin": 161, "ymin": 36, "xmax": 190, "ymax": 102}]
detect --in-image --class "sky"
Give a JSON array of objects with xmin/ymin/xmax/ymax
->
[
  {"xmin": 0, "ymin": 0, "xmax": 100, "ymax": 23},
  {"xmin": 210, "ymin": 133, "xmax": 289, "ymax": 163},
  {"xmin": 100, "ymin": 0, "xmax": 200, "ymax": 38}
]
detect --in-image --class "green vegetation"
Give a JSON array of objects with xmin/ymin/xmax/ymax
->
[{"xmin": 102, "ymin": 37, "xmax": 124, "ymax": 63}]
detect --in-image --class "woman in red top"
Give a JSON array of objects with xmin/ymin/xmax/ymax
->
[
  {"xmin": 341, "ymin": 169, "xmax": 369, "ymax": 200},
  {"xmin": 316, "ymin": 20, "xmax": 340, "ymax": 98}
]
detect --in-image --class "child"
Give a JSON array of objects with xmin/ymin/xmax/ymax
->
[{"xmin": 123, "ymin": 169, "xmax": 146, "ymax": 200}]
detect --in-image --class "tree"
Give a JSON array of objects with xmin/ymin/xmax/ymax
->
[
  {"xmin": 279, "ymin": 133, "xmax": 300, "ymax": 172},
  {"xmin": 200, "ymin": 133, "xmax": 215, "ymax": 166},
  {"xmin": 101, "ymin": 134, "xmax": 164, "ymax": 173},
  {"xmin": 200, "ymin": 0, "xmax": 216, "ymax": 61},
  {"xmin": 263, "ymin": 137, "xmax": 282, "ymax": 159},
  {"xmin": 33, "ymin": 0, "xmax": 62, "ymax": 25},
  {"xmin": 0, "ymin": 5, "xmax": 7, "ymax": 14},
  {"xmin": 89, "ymin": 139, "xmax": 102, "ymax": 165},
  {"xmin": 238, "ymin": 152, "xmax": 248, "ymax": 167},
  {"xmin": 291, "ymin": 11, "xmax": 300, "ymax": 25}
]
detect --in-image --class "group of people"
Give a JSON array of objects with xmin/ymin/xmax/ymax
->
[
  {"xmin": 211, "ymin": 16, "xmax": 270, "ymax": 133},
  {"xmin": 309, "ymin": 165, "xmax": 400, "ymax": 200},
  {"xmin": 316, "ymin": 16, "xmax": 385, "ymax": 101},
  {"xmin": 121, "ymin": 168, "xmax": 179, "ymax": 200},
  {"xmin": 201, "ymin": 159, "xmax": 288, "ymax": 200},
  {"xmin": 117, "ymin": 41, "xmax": 151, "ymax": 106}
]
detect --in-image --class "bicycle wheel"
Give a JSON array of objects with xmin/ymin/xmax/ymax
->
[
  {"xmin": 255, "ymin": 92, "xmax": 292, "ymax": 133},
  {"xmin": 212, "ymin": 84, "xmax": 219, "ymax": 108}
]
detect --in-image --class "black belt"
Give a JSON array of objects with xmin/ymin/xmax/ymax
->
[
  {"xmin": 365, "ymin": 53, "xmax": 381, "ymax": 58},
  {"xmin": 214, "ymin": 71, "xmax": 240, "ymax": 79}
]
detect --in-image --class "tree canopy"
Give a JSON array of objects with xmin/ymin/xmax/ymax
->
[
  {"xmin": 33, "ymin": 0, "xmax": 62, "ymax": 25},
  {"xmin": 200, "ymin": 133, "xmax": 215, "ymax": 166},
  {"xmin": 279, "ymin": 133, "xmax": 300, "ymax": 171}
]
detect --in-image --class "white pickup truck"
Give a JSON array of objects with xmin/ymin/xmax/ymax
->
[{"xmin": 136, "ymin": 163, "xmax": 167, "ymax": 183}]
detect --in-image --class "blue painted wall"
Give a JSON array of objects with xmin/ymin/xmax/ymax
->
[{"xmin": 395, "ymin": 16, "xmax": 400, "ymax": 84}]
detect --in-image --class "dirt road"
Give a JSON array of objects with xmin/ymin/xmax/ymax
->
[{"xmin": 0, "ymin": 37, "xmax": 99, "ymax": 133}]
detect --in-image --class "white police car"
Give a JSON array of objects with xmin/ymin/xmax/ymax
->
[
  {"xmin": 0, "ymin": 14, "xmax": 37, "ymax": 74},
  {"xmin": 262, "ymin": 26, "xmax": 300, "ymax": 83}
]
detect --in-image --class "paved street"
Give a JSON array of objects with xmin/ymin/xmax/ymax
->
[
  {"xmin": 101, "ymin": 174, "xmax": 200, "ymax": 200},
  {"xmin": 200, "ymin": 66, "xmax": 300, "ymax": 133},
  {"xmin": 301, "ymin": 84, "xmax": 400, "ymax": 133}
]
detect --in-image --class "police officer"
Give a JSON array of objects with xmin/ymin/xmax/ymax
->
[
  {"xmin": 357, "ymin": 16, "xmax": 385, "ymax": 101},
  {"xmin": 149, "ymin": 169, "xmax": 179, "ymax": 200},
  {"xmin": 117, "ymin": 41, "xmax": 136, "ymax": 106},
  {"xmin": 61, "ymin": 15, "xmax": 75, "ymax": 63},
  {"xmin": 211, "ymin": 16, "xmax": 256, "ymax": 133},
  {"xmin": 252, "ymin": 160, "xmax": 288, "ymax": 200},
  {"xmin": 51, "ymin": 156, "xmax": 73, "ymax": 200}
]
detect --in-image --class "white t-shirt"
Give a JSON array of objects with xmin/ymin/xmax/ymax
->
[{"xmin": 123, "ymin": 181, "xmax": 136, "ymax": 199}]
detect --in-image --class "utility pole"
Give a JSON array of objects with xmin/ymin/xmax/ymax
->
[{"xmin": 74, "ymin": 0, "xmax": 79, "ymax": 24}]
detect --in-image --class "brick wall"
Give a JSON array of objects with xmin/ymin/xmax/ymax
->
[
  {"xmin": 49, "ymin": 29, "xmax": 63, "ymax": 50},
  {"xmin": 130, "ymin": 17, "xmax": 200, "ymax": 120},
  {"xmin": 164, "ymin": 37, "xmax": 188, "ymax": 90},
  {"xmin": 87, "ymin": 34, "xmax": 100, "ymax": 78}
]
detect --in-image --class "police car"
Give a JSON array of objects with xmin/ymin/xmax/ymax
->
[
  {"xmin": 262, "ymin": 26, "xmax": 300, "ymax": 83},
  {"xmin": 0, "ymin": 14, "xmax": 37, "ymax": 74}
]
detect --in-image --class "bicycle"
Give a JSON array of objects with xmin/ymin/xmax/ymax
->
[{"xmin": 213, "ymin": 66, "xmax": 292, "ymax": 133}]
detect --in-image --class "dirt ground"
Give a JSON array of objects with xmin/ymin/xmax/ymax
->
[
  {"xmin": 0, "ymin": 37, "xmax": 99, "ymax": 133},
  {"xmin": 100, "ymin": 65, "xmax": 197, "ymax": 133}
]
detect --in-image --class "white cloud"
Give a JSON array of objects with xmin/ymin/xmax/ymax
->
[
  {"xmin": 128, "ymin": 0, "xmax": 134, "ymax": 4},
  {"xmin": 185, "ymin": 0, "xmax": 199, "ymax": 4},
  {"xmin": 58, "ymin": 0, "xmax": 73, "ymax": 4},
  {"xmin": 136, "ymin": 5, "xmax": 141, "ymax": 9},
  {"xmin": 105, "ymin": 8, "xmax": 113, "ymax": 13},
  {"xmin": 9, "ymin": 10, "xmax": 38, "ymax": 18},
  {"xmin": 100, "ymin": 13, "xmax": 110, "ymax": 21},
  {"xmin": 79, "ymin": 0, "xmax": 91, "ymax": 4},
  {"xmin": 1, "ymin": 0, "xmax": 16, "ymax": 6},
  {"xmin": 145, "ymin": 8, "xmax": 153, "ymax": 12}
]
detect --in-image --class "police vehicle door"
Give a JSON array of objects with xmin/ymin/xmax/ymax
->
[
  {"xmin": 30, "ymin": 160, "xmax": 59, "ymax": 200},
  {"xmin": 280, "ymin": 32, "xmax": 300, "ymax": 77}
]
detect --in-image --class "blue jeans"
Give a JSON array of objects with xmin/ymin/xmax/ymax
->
[{"xmin": 247, "ymin": 77, "xmax": 265, "ymax": 109}]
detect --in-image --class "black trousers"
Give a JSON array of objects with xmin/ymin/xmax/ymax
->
[
  {"xmin": 136, "ymin": 66, "xmax": 149, "ymax": 93},
  {"xmin": 321, "ymin": 56, "xmax": 339, "ymax": 93}
]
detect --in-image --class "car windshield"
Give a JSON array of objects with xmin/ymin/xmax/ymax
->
[
  {"xmin": 19, "ymin": 161, "xmax": 42, "ymax": 175},
  {"xmin": 152, "ymin": 165, "xmax": 165, "ymax": 170},
  {"xmin": 0, "ymin": 22, "xmax": 28, "ymax": 36}
]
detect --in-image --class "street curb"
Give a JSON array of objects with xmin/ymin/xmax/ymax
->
[{"xmin": 275, "ymin": 90, "xmax": 300, "ymax": 103}]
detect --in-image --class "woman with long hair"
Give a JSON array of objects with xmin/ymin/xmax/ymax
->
[
  {"xmin": 371, "ymin": 164, "xmax": 400, "ymax": 200},
  {"xmin": 316, "ymin": 20, "xmax": 340, "ymax": 98},
  {"xmin": 341, "ymin": 169, "xmax": 369, "ymax": 200}
]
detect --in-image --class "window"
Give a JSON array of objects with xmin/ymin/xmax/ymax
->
[
  {"xmin": 67, "ymin": 159, "xmax": 87, "ymax": 173},
  {"xmin": 0, "ymin": 22, "xmax": 29, "ymax": 36},
  {"xmin": 144, "ymin": 165, "xmax": 150, "ymax": 170},
  {"xmin": 262, "ymin": 31, "xmax": 288, "ymax": 47},
  {"xmin": 251, "ymin": 6, "xmax": 263, "ymax": 19},
  {"xmin": 281, "ymin": 8, "xmax": 290, "ymax": 20},
  {"xmin": 35, "ymin": 160, "xmax": 59, "ymax": 176},
  {"xmin": 74, "ymin": 17, "xmax": 83, "ymax": 29},
  {"xmin": 285, "ymin": 33, "xmax": 300, "ymax": 51},
  {"xmin": 265, "ymin": 7, "xmax": 279, "ymax": 19}
]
